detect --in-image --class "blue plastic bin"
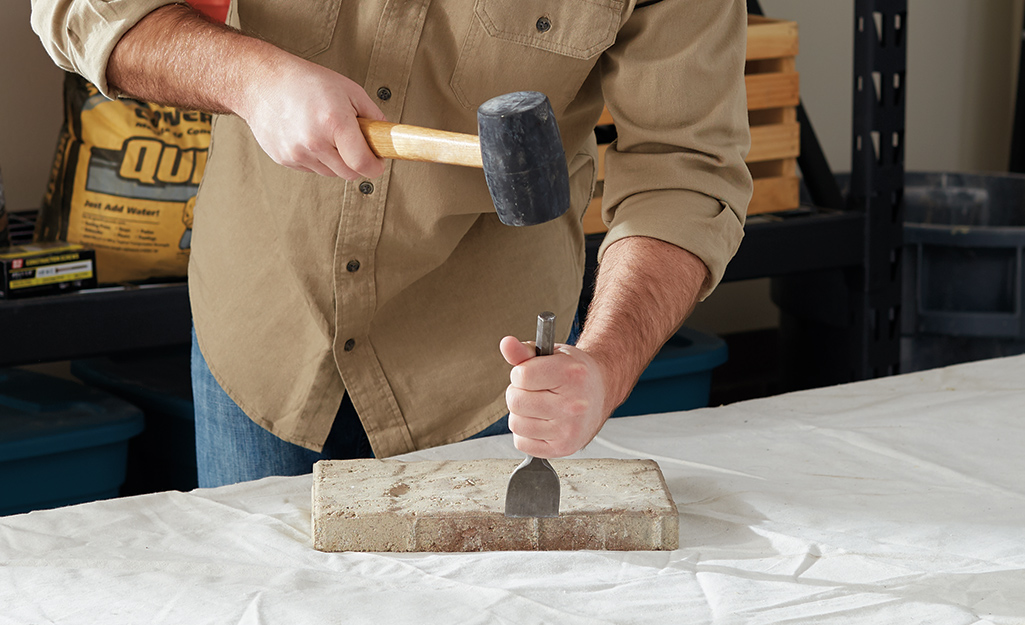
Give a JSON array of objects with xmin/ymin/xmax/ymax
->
[
  {"xmin": 612, "ymin": 326, "xmax": 728, "ymax": 418},
  {"xmin": 0, "ymin": 369, "xmax": 144, "ymax": 516},
  {"xmin": 71, "ymin": 346, "xmax": 196, "ymax": 495}
]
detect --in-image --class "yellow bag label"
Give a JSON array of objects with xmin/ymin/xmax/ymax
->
[{"xmin": 38, "ymin": 74, "xmax": 211, "ymax": 284}]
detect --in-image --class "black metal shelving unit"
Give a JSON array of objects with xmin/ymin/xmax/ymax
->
[
  {"xmin": 2, "ymin": 1, "xmax": 906, "ymax": 387},
  {"xmin": 764, "ymin": 0, "xmax": 905, "ymax": 390},
  {"xmin": 0, "ymin": 211, "xmax": 190, "ymax": 368},
  {"xmin": 0, "ymin": 281, "xmax": 190, "ymax": 367}
]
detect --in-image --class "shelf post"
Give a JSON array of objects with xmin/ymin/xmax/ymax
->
[{"xmin": 849, "ymin": 0, "xmax": 906, "ymax": 379}]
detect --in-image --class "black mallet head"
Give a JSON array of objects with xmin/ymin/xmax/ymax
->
[{"xmin": 477, "ymin": 92, "xmax": 571, "ymax": 227}]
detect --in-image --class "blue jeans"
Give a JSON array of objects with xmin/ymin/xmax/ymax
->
[
  {"xmin": 192, "ymin": 316, "xmax": 579, "ymax": 488},
  {"xmin": 192, "ymin": 331, "xmax": 375, "ymax": 487}
]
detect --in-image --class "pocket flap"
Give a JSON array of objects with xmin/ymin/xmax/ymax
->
[
  {"xmin": 238, "ymin": 0, "xmax": 343, "ymax": 59},
  {"xmin": 475, "ymin": 0, "xmax": 623, "ymax": 60}
]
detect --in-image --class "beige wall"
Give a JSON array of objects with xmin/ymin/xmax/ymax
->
[
  {"xmin": 758, "ymin": 0, "xmax": 1021, "ymax": 174},
  {"xmin": 2, "ymin": 3, "xmax": 1022, "ymax": 335},
  {"xmin": 688, "ymin": 0, "xmax": 1024, "ymax": 336},
  {"xmin": 0, "ymin": 3, "xmax": 64, "ymax": 212}
]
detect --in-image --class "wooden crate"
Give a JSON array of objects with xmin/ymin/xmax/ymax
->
[
  {"xmin": 745, "ymin": 15, "xmax": 800, "ymax": 216},
  {"xmin": 583, "ymin": 15, "xmax": 800, "ymax": 235}
]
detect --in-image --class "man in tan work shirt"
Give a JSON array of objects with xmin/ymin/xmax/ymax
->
[{"xmin": 32, "ymin": 0, "xmax": 752, "ymax": 487}]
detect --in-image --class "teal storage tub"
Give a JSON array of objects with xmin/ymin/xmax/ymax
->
[
  {"xmin": 612, "ymin": 326, "xmax": 728, "ymax": 418},
  {"xmin": 0, "ymin": 369, "xmax": 144, "ymax": 516},
  {"xmin": 71, "ymin": 345, "xmax": 196, "ymax": 495}
]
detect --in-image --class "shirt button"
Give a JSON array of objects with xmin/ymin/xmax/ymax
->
[
  {"xmin": 359, "ymin": 181, "xmax": 374, "ymax": 195},
  {"xmin": 344, "ymin": 339, "xmax": 356, "ymax": 352},
  {"xmin": 536, "ymin": 16, "xmax": 552, "ymax": 32},
  {"xmin": 376, "ymin": 86, "xmax": 392, "ymax": 101},
  {"xmin": 346, "ymin": 259, "xmax": 361, "ymax": 273}
]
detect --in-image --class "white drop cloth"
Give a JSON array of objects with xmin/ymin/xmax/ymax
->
[{"xmin": 2, "ymin": 355, "xmax": 1024, "ymax": 624}]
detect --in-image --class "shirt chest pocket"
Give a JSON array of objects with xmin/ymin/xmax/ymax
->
[
  {"xmin": 450, "ymin": 0, "xmax": 623, "ymax": 112},
  {"xmin": 237, "ymin": 0, "xmax": 344, "ymax": 59}
]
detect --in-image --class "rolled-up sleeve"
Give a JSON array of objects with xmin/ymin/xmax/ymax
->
[
  {"xmin": 30, "ymin": 0, "xmax": 178, "ymax": 98},
  {"xmin": 598, "ymin": 0, "xmax": 753, "ymax": 299}
]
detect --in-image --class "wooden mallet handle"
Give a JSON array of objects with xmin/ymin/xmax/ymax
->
[{"xmin": 357, "ymin": 118, "xmax": 483, "ymax": 168}]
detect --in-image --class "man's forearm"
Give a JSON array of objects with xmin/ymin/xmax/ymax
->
[
  {"xmin": 576, "ymin": 236, "xmax": 709, "ymax": 418},
  {"xmin": 105, "ymin": 3, "xmax": 271, "ymax": 115},
  {"xmin": 106, "ymin": 4, "xmax": 386, "ymax": 179}
]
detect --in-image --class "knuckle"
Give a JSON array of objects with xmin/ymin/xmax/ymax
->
[
  {"xmin": 561, "ymin": 419, "xmax": 583, "ymax": 441},
  {"xmin": 280, "ymin": 157, "xmax": 303, "ymax": 170},
  {"xmin": 556, "ymin": 393, "xmax": 587, "ymax": 418},
  {"xmin": 509, "ymin": 366, "xmax": 524, "ymax": 388},
  {"xmin": 282, "ymin": 145, "xmax": 307, "ymax": 165},
  {"xmin": 309, "ymin": 139, "xmax": 333, "ymax": 156},
  {"xmin": 565, "ymin": 363, "xmax": 589, "ymax": 385},
  {"xmin": 512, "ymin": 435, "xmax": 533, "ymax": 454},
  {"xmin": 348, "ymin": 152, "xmax": 378, "ymax": 175},
  {"xmin": 263, "ymin": 143, "xmax": 290, "ymax": 165},
  {"xmin": 568, "ymin": 398, "xmax": 590, "ymax": 418},
  {"xmin": 549, "ymin": 441, "xmax": 574, "ymax": 458}
]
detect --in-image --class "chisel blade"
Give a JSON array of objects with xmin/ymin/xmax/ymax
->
[{"xmin": 504, "ymin": 455, "xmax": 560, "ymax": 518}]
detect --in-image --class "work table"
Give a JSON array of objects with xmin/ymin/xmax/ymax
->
[{"xmin": 2, "ymin": 354, "xmax": 1022, "ymax": 623}]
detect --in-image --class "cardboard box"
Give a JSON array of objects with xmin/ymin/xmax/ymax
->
[{"xmin": 0, "ymin": 242, "xmax": 97, "ymax": 299}]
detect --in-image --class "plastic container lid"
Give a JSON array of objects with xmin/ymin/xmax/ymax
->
[
  {"xmin": 638, "ymin": 326, "xmax": 728, "ymax": 381},
  {"xmin": 71, "ymin": 347, "xmax": 194, "ymax": 421},
  {"xmin": 0, "ymin": 370, "xmax": 144, "ymax": 462}
]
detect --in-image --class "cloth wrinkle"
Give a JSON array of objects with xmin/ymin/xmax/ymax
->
[
  {"xmin": 810, "ymin": 426, "xmax": 1025, "ymax": 501},
  {"xmin": 591, "ymin": 435, "xmax": 765, "ymax": 479}
]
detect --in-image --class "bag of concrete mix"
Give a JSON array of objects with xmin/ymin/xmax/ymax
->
[{"xmin": 36, "ymin": 72, "xmax": 210, "ymax": 284}]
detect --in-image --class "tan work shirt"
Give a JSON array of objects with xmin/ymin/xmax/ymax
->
[{"xmin": 33, "ymin": 0, "xmax": 752, "ymax": 457}]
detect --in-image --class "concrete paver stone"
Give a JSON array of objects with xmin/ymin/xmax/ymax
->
[{"xmin": 312, "ymin": 458, "xmax": 679, "ymax": 552}]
